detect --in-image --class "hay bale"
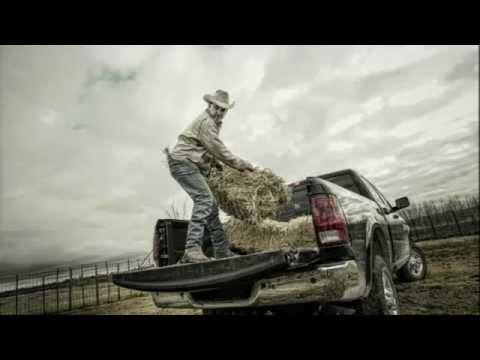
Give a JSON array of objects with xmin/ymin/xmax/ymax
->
[
  {"xmin": 224, "ymin": 216, "xmax": 316, "ymax": 252},
  {"xmin": 208, "ymin": 166, "xmax": 288, "ymax": 224},
  {"xmin": 208, "ymin": 165, "xmax": 315, "ymax": 252}
]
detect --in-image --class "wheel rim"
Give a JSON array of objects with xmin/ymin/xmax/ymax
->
[
  {"xmin": 382, "ymin": 269, "xmax": 400, "ymax": 315},
  {"xmin": 407, "ymin": 249, "xmax": 424, "ymax": 278}
]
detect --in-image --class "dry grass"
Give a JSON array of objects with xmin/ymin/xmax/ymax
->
[
  {"xmin": 208, "ymin": 165, "xmax": 311, "ymax": 252},
  {"xmin": 66, "ymin": 295, "xmax": 201, "ymax": 315},
  {"xmin": 64, "ymin": 235, "xmax": 479, "ymax": 315},
  {"xmin": 224, "ymin": 216, "xmax": 316, "ymax": 252},
  {"xmin": 208, "ymin": 166, "xmax": 288, "ymax": 225},
  {"xmin": 397, "ymin": 235, "xmax": 479, "ymax": 315}
]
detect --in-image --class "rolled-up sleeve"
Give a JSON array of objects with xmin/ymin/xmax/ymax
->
[{"xmin": 197, "ymin": 118, "xmax": 246, "ymax": 170}]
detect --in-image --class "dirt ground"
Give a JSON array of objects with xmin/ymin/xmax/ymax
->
[
  {"xmin": 67, "ymin": 235, "xmax": 479, "ymax": 315},
  {"xmin": 396, "ymin": 235, "xmax": 479, "ymax": 315}
]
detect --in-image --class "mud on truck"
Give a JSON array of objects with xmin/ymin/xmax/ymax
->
[{"xmin": 113, "ymin": 169, "xmax": 427, "ymax": 315}]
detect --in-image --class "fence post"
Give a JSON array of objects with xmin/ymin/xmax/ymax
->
[
  {"xmin": 56, "ymin": 268, "xmax": 60, "ymax": 313},
  {"xmin": 128, "ymin": 260, "xmax": 132, "ymax": 296},
  {"xmin": 136, "ymin": 260, "xmax": 142, "ymax": 297},
  {"xmin": 117, "ymin": 263, "xmax": 121, "ymax": 301},
  {"xmin": 42, "ymin": 275, "xmax": 46, "ymax": 315},
  {"xmin": 95, "ymin": 265, "xmax": 100, "ymax": 305},
  {"xmin": 450, "ymin": 209, "xmax": 463, "ymax": 236},
  {"xmin": 424, "ymin": 211, "xmax": 438, "ymax": 239},
  {"xmin": 80, "ymin": 265, "xmax": 85, "ymax": 308},
  {"xmin": 15, "ymin": 274, "xmax": 19, "ymax": 315},
  {"xmin": 26, "ymin": 276, "xmax": 31, "ymax": 314},
  {"xmin": 471, "ymin": 214, "xmax": 478, "ymax": 235},
  {"xmin": 410, "ymin": 218, "xmax": 420, "ymax": 242},
  {"xmin": 68, "ymin": 268, "xmax": 73, "ymax": 311},
  {"xmin": 106, "ymin": 261, "xmax": 110, "ymax": 303}
]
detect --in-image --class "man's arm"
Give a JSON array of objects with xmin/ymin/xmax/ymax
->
[{"xmin": 198, "ymin": 119, "xmax": 253, "ymax": 171}]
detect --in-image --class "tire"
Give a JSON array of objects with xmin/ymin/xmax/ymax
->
[
  {"xmin": 396, "ymin": 245, "xmax": 427, "ymax": 282},
  {"xmin": 355, "ymin": 255, "xmax": 400, "ymax": 315}
]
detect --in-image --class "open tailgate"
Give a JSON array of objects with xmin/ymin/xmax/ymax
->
[{"xmin": 112, "ymin": 250, "xmax": 288, "ymax": 292}]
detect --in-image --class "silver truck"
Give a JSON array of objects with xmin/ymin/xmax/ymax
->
[{"xmin": 112, "ymin": 169, "xmax": 427, "ymax": 315}]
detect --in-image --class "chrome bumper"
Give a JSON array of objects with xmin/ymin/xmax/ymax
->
[{"xmin": 151, "ymin": 260, "xmax": 365, "ymax": 309}]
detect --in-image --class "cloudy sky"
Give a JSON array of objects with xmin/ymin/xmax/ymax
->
[{"xmin": 0, "ymin": 45, "xmax": 478, "ymax": 272}]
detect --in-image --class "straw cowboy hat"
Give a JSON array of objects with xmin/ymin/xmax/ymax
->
[{"xmin": 203, "ymin": 89, "xmax": 235, "ymax": 109}]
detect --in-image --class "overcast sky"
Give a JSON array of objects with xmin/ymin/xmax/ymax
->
[{"xmin": 0, "ymin": 45, "xmax": 478, "ymax": 272}]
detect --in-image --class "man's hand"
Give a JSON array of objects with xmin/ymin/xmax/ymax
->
[
  {"xmin": 238, "ymin": 161, "xmax": 255, "ymax": 172},
  {"xmin": 215, "ymin": 161, "xmax": 224, "ymax": 171},
  {"xmin": 245, "ymin": 163, "xmax": 255, "ymax": 172}
]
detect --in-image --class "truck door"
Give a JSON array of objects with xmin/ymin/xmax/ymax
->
[{"xmin": 364, "ymin": 178, "xmax": 410, "ymax": 269}]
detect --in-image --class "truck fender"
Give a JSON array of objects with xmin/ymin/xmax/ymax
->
[{"xmin": 364, "ymin": 223, "xmax": 390, "ymax": 297}]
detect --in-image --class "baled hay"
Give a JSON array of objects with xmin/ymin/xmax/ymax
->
[
  {"xmin": 224, "ymin": 216, "xmax": 316, "ymax": 252},
  {"xmin": 208, "ymin": 166, "xmax": 288, "ymax": 224}
]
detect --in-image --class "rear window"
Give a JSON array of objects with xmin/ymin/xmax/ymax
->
[
  {"xmin": 275, "ymin": 186, "xmax": 309, "ymax": 221},
  {"xmin": 275, "ymin": 172, "xmax": 363, "ymax": 221},
  {"xmin": 319, "ymin": 173, "xmax": 363, "ymax": 196}
]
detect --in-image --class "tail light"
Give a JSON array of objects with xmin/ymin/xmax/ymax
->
[{"xmin": 310, "ymin": 195, "xmax": 350, "ymax": 246}]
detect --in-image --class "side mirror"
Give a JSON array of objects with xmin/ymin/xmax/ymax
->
[{"xmin": 394, "ymin": 197, "xmax": 410, "ymax": 210}]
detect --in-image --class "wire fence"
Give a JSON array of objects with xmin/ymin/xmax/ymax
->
[
  {"xmin": 399, "ymin": 194, "xmax": 479, "ymax": 242},
  {"xmin": 0, "ymin": 255, "xmax": 155, "ymax": 315}
]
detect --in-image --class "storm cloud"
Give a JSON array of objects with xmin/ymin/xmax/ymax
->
[{"xmin": 0, "ymin": 45, "xmax": 478, "ymax": 272}]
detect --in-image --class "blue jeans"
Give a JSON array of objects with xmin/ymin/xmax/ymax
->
[{"xmin": 168, "ymin": 156, "xmax": 228, "ymax": 251}]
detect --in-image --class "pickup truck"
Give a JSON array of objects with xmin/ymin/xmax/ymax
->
[{"xmin": 112, "ymin": 169, "xmax": 427, "ymax": 315}]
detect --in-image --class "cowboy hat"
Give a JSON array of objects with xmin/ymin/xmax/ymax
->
[{"xmin": 203, "ymin": 89, "xmax": 235, "ymax": 109}]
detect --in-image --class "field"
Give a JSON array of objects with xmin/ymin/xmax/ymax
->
[
  {"xmin": 397, "ymin": 235, "xmax": 479, "ymax": 315},
  {"xmin": 0, "ymin": 275, "xmax": 144, "ymax": 315},
  {"xmin": 65, "ymin": 235, "xmax": 479, "ymax": 315}
]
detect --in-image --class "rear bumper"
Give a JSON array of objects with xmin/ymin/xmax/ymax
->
[{"xmin": 151, "ymin": 260, "xmax": 365, "ymax": 309}]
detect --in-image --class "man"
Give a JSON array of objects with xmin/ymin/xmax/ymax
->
[{"xmin": 166, "ymin": 90, "xmax": 255, "ymax": 263}]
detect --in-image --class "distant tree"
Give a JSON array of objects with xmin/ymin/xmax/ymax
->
[
  {"xmin": 163, "ymin": 197, "xmax": 190, "ymax": 220},
  {"xmin": 422, "ymin": 200, "xmax": 439, "ymax": 239}
]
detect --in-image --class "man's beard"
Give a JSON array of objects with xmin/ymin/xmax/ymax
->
[
  {"xmin": 213, "ymin": 111, "xmax": 225, "ymax": 121},
  {"xmin": 207, "ymin": 106, "xmax": 225, "ymax": 121}
]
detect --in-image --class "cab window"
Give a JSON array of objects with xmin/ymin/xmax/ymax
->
[
  {"xmin": 320, "ymin": 173, "xmax": 363, "ymax": 197},
  {"xmin": 361, "ymin": 176, "xmax": 390, "ymax": 210}
]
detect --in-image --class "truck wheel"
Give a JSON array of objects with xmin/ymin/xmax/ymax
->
[
  {"xmin": 355, "ymin": 255, "xmax": 400, "ymax": 315},
  {"xmin": 396, "ymin": 245, "xmax": 427, "ymax": 282}
]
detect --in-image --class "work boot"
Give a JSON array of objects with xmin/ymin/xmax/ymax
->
[
  {"xmin": 180, "ymin": 246, "xmax": 211, "ymax": 264},
  {"xmin": 214, "ymin": 247, "xmax": 240, "ymax": 260}
]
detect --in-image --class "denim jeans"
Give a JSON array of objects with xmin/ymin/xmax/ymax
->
[{"xmin": 168, "ymin": 156, "xmax": 228, "ymax": 251}]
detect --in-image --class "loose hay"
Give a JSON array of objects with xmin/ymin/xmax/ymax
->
[
  {"xmin": 208, "ymin": 166, "xmax": 289, "ymax": 225},
  {"xmin": 208, "ymin": 165, "xmax": 315, "ymax": 252},
  {"xmin": 224, "ymin": 216, "xmax": 316, "ymax": 252}
]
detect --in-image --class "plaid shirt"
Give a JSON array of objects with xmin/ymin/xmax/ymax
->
[{"xmin": 170, "ymin": 111, "xmax": 250, "ymax": 172}]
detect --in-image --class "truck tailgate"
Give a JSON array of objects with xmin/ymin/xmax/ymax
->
[{"xmin": 112, "ymin": 250, "xmax": 288, "ymax": 292}]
